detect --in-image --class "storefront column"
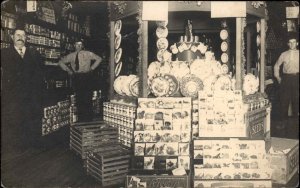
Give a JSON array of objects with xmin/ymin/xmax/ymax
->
[
  {"xmin": 235, "ymin": 17, "xmax": 243, "ymax": 90},
  {"xmin": 260, "ymin": 18, "xmax": 266, "ymax": 93},
  {"xmin": 109, "ymin": 20, "xmax": 115, "ymax": 99},
  {"xmin": 246, "ymin": 28, "xmax": 252, "ymax": 73},
  {"xmin": 140, "ymin": 20, "xmax": 148, "ymax": 97}
]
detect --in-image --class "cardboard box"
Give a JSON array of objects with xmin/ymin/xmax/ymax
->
[
  {"xmin": 268, "ymin": 137, "xmax": 299, "ymax": 184},
  {"xmin": 126, "ymin": 174, "xmax": 190, "ymax": 188},
  {"xmin": 194, "ymin": 180, "xmax": 272, "ymax": 188}
]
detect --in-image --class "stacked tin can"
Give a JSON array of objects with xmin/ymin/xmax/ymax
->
[{"xmin": 103, "ymin": 102, "xmax": 136, "ymax": 147}]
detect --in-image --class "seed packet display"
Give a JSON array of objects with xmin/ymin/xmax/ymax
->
[
  {"xmin": 135, "ymin": 119, "xmax": 144, "ymax": 131},
  {"xmin": 165, "ymin": 142, "xmax": 178, "ymax": 155},
  {"xmin": 138, "ymin": 98, "xmax": 156, "ymax": 108},
  {"xmin": 178, "ymin": 156, "xmax": 190, "ymax": 170},
  {"xmin": 156, "ymin": 143, "xmax": 167, "ymax": 156},
  {"xmin": 134, "ymin": 156, "xmax": 144, "ymax": 169},
  {"xmin": 145, "ymin": 143, "xmax": 156, "ymax": 156},
  {"xmin": 145, "ymin": 109, "xmax": 156, "ymax": 120},
  {"xmin": 134, "ymin": 131, "xmax": 144, "ymax": 142},
  {"xmin": 180, "ymin": 131, "xmax": 190, "ymax": 142},
  {"xmin": 194, "ymin": 150, "xmax": 204, "ymax": 159},
  {"xmin": 166, "ymin": 158, "xmax": 177, "ymax": 170},
  {"xmin": 154, "ymin": 157, "xmax": 167, "ymax": 169},
  {"xmin": 144, "ymin": 120, "xmax": 155, "ymax": 130},
  {"xmin": 144, "ymin": 157, "xmax": 155, "ymax": 169},
  {"xmin": 136, "ymin": 108, "xmax": 146, "ymax": 119},
  {"xmin": 158, "ymin": 132, "xmax": 179, "ymax": 143},
  {"xmin": 178, "ymin": 143, "xmax": 190, "ymax": 155},
  {"xmin": 143, "ymin": 132, "xmax": 153, "ymax": 142},
  {"xmin": 135, "ymin": 143, "xmax": 145, "ymax": 156},
  {"xmin": 154, "ymin": 120, "xmax": 163, "ymax": 130}
]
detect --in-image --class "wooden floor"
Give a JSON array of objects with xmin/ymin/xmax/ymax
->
[{"xmin": 1, "ymin": 117, "xmax": 298, "ymax": 188}]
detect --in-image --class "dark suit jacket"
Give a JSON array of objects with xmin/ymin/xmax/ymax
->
[{"xmin": 1, "ymin": 46, "xmax": 44, "ymax": 129}]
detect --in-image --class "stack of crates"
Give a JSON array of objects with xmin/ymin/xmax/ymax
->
[
  {"xmin": 70, "ymin": 121, "xmax": 118, "ymax": 159},
  {"xmin": 86, "ymin": 145, "xmax": 131, "ymax": 186}
]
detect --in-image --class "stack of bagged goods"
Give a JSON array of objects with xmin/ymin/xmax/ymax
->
[
  {"xmin": 42, "ymin": 99, "xmax": 70, "ymax": 136},
  {"xmin": 133, "ymin": 98, "xmax": 192, "ymax": 172},
  {"xmin": 193, "ymin": 138, "xmax": 272, "ymax": 188},
  {"xmin": 103, "ymin": 102, "xmax": 136, "ymax": 147}
]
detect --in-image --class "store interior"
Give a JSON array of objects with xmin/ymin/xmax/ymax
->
[{"xmin": 1, "ymin": 1, "xmax": 299, "ymax": 188}]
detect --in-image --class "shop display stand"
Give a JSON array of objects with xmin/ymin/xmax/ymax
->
[{"xmin": 107, "ymin": 2, "xmax": 270, "ymax": 188}]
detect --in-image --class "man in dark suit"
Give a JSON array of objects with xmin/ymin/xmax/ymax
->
[{"xmin": 1, "ymin": 25, "xmax": 44, "ymax": 154}]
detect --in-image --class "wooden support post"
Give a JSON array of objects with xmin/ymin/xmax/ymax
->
[
  {"xmin": 139, "ymin": 20, "xmax": 148, "ymax": 97},
  {"xmin": 260, "ymin": 18, "xmax": 266, "ymax": 93},
  {"xmin": 246, "ymin": 29, "xmax": 251, "ymax": 74},
  {"xmin": 109, "ymin": 21, "xmax": 115, "ymax": 100},
  {"xmin": 235, "ymin": 17, "xmax": 243, "ymax": 90}
]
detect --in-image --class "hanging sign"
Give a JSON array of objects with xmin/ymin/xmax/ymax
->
[
  {"xmin": 27, "ymin": 1, "xmax": 37, "ymax": 12},
  {"xmin": 211, "ymin": 1, "xmax": 246, "ymax": 18},
  {"xmin": 142, "ymin": 1, "xmax": 168, "ymax": 21},
  {"xmin": 286, "ymin": 6, "xmax": 299, "ymax": 18}
]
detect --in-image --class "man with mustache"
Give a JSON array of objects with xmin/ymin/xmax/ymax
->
[{"xmin": 1, "ymin": 24, "xmax": 44, "ymax": 156}]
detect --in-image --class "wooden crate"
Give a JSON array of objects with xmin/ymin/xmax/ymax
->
[
  {"xmin": 86, "ymin": 145, "xmax": 131, "ymax": 186},
  {"xmin": 268, "ymin": 137, "xmax": 299, "ymax": 184},
  {"xmin": 69, "ymin": 121, "xmax": 118, "ymax": 159}
]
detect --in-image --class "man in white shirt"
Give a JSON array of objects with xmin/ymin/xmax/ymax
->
[
  {"xmin": 274, "ymin": 32, "xmax": 299, "ymax": 130},
  {"xmin": 58, "ymin": 39, "xmax": 102, "ymax": 122}
]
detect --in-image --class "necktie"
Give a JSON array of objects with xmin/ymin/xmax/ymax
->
[
  {"xmin": 19, "ymin": 48, "xmax": 24, "ymax": 58},
  {"xmin": 75, "ymin": 52, "xmax": 79, "ymax": 71}
]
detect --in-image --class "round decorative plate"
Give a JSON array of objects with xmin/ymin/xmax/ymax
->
[
  {"xmin": 256, "ymin": 35, "xmax": 261, "ymax": 46},
  {"xmin": 180, "ymin": 74, "xmax": 204, "ymax": 99},
  {"xmin": 257, "ymin": 49, "xmax": 260, "ymax": 60},
  {"xmin": 114, "ymin": 61, "xmax": 122, "ymax": 77},
  {"xmin": 156, "ymin": 20, "xmax": 168, "ymax": 27},
  {"xmin": 129, "ymin": 76, "xmax": 139, "ymax": 97},
  {"xmin": 114, "ymin": 20, "xmax": 122, "ymax": 35},
  {"xmin": 157, "ymin": 38, "xmax": 169, "ymax": 50},
  {"xmin": 203, "ymin": 75, "xmax": 218, "ymax": 91},
  {"xmin": 122, "ymin": 75, "xmax": 135, "ymax": 96},
  {"xmin": 114, "ymin": 48, "xmax": 122, "ymax": 63},
  {"xmin": 114, "ymin": 34, "xmax": 121, "ymax": 50},
  {"xmin": 221, "ymin": 53, "xmax": 229, "ymax": 63},
  {"xmin": 163, "ymin": 74, "xmax": 179, "ymax": 96},
  {"xmin": 156, "ymin": 26, "xmax": 168, "ymax": 38},
  {"xmin": 120, "ymin": 76, "xmax": 130, "ymax": 96},
  {"xmin": 221, "ymin": 64, "xmax": 229, "ymax": 74},
  {"xmin": 114, "ymin": 75, "xmax": 126, "ymax": 95},
  {"xmin": 159, "ymin": 61, "xmax": 171, "ymax": 75},
  {"xmin": 256, "ymin": 21, "xmax": 261, "ymax": 33},
  {"xmin": 221, "ymin": 41, "xmax": 228, "ymax": 52},
  {"xmin": 170, "ymin": 61, "xmax": 190, "ymax": 81},
  {"xmin": 157, "ymin": 49, "xmax": 165, "ymax": 62},
  {"xmin": 190, "ymin": 59, "xmax": 211, "ymax": 81},
  {"xmin": 213, "ymin": 75, "xmax": 232, "ymax": 91},
  {"xmin": 149, "ymin": 74, "xmax": 170, "ymax": 97},
  {"xmin": 220, "ymin": 29, "xmax": 228, "ymax": 40},
  {"xmin": 148, "ymin": 61, "xmax": 161, "ymax": 79}
]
